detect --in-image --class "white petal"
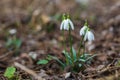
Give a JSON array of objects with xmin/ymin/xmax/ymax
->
[
  {"xmin": 64, "ymin": 20, "xmax": 69, "ymax": 30},
  {"xmin": 80, "ymin": 27, "xmax": 85, "ymax": 35},
  {"xmin": 84, "ymin": 31, "xmax": 88, "ymax": 41},
  {"xmin": 88, "ymin": 31, "xmax": 94, "ymax": 41},
  {"xmin": 67, "ymin": 19, "xmax": 74, "ymax": 30},
  {"xmin": 60, "ymin": 20, "xmax": 65, "ymax": 30},
  {"xmin": 80, "ymin": 26, "xmax": 87, "ymax": 36}
]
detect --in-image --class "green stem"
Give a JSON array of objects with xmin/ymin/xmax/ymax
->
[
  {"xmin": 62, "ymin": 30, "xmax": 68, "ymax": 65},
  {"xmin": 77, "ymin": 36, "xmax": 84, "ymax": 58},
  {"xmin": 83, "ymin": 41, "xmax": 85, "ymax": 55},
  {"xmin": 62, "ymin": 30, "xmax": 66, "ymax": 51},
  {"xmin": 69, "ymin": 28, "xmax": 73, "ymax": 62},
  {"xmin": 69, "ymin": 28, "xmax": 75, "ymax": 67}
]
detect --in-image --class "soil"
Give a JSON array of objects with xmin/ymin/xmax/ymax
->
[{"xmin": 0, "ymin": 0, "xmax": 120, "ymax": 80}]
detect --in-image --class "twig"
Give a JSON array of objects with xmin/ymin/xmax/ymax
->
[
  {"xmin": 0, "ymin": 51, "xmax": 13, "ymax": 59},
  {"xmin": 14, "ymin": 62, "xmax": 45, "ymax": 80}
]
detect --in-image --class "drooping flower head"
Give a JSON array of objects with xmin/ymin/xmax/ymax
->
[
  {"xmin": 80, "ymin": 21, "xmax": 95, "ymax": 42},
  {"xmin": 84, "ymin": 28, "xmax": 94, "ymax": 41},
  {"xmin": 60, "ymin": 14, "xmax": 74, "ymax": 30},
  {"xmin": 79, "ymin": 21, "xmax": 88, "ymax": 36}
]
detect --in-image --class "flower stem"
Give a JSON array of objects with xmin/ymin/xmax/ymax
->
[
  {"xmin": 62, "ymin": 30, "xmax": 69, "ymax": 65},
  {"xmin": 77, "ymin": 27, "xmax": 88, "ymax": 59},
  {"xmin": 62, "ymin": 30, "xmax": 66, "ymax": 51},
  {"xmin": 77, "ymin": 35, "xmax": 84, "ymax": 58},
  {"xmin": 83, "ymin": 41, "xmax": 85, "ymax": 55},
  {"xmin": 69, "ymin": 28, "xmax": 73, "ymax": 61}
]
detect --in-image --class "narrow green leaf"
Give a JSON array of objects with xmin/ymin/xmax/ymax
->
[
  {"xmin": 63, "ymin": 50, "xmax": 72, "ymax": 65},
  {"xmin": 86, "ymin": 54, "xmax": 96, "ymax": 61},
  {"xmin": 79, "ymin": 59, "xmax": 86, "ymax": 62},
  {"xmin": 53, "ymin": 57, "xmax": 65, "ymax": 67},
  {"xmin": 72, "ymin": 47, "xmax": 77, "ymax": 62},
  {"xmin": 50, "ymin": 55, "xmax": 65, "ymax": 68}
]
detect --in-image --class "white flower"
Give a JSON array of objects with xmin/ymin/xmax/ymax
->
[
  {"xmin": 60, "ymin": 19, "xmax": 74, "ymax": 30},
  {"xmin": 79, "ymin": 26, "xmax": 87, "ymax": 36},
  {"xmin": 60, "ymin": 19, "xmax": 67, "ymax": 30},
  {"xmin": 84, "ymin": 30, "xmax": 94, "ymax": 41},
  {"xmin": 67, "ymin": 19, "xmax": 74, "ymax": 30},
  {"xmin": 9, "ymin": 29, "xmax": 17, "ymax": 35}
]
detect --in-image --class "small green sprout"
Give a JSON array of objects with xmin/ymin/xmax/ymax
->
[
  {"xmin": 4, "ymin": 66, "xmax": 16, "ymax": 79},
  {"xmin": 6, "ymin": 37, "xmax": 22, "ymax": 50},
  {"xmin": 37, "ymin": 59, "xmax": 49, "ymax": 65},
  {"xmin": 6, "ymin": 36, "xmax": 22, "ymax": 56}
]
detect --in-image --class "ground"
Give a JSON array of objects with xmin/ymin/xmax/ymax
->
[{"xmin": 0, "ymin": 0, "xmax": 120, "ymax": 80}]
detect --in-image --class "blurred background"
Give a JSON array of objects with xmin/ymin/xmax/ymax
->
[{"xmin": 0, "ymin": 0, "xmax": 120, "ymax": 72}]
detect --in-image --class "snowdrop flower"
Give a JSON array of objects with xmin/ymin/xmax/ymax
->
[
  {"xmin": 79, "ymin": 25, "xmax": 87, "ymax": 36},
  {"xmin": 9, "ymin": 29, "xmax": 17, "ymax": 35},
  {"xmin": 84, "ymin": 30, "xmax": 94, "ymax": 41},
  {"xmin": 60, "ymin": 19, "xmax": 74, "ymax": 30}
]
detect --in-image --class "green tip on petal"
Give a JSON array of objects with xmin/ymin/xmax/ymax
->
[
  {"xmin": 84, "ymin": 20, "xmax": 88, "ymax": 26},
  {"xmin": 67, "ymin": 14, "xmax": 70, "ymax": 19}
]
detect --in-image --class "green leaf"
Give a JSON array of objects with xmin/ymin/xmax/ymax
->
[
  {"xmin": 14, "ymin": 39, "xmax": 22, "ymax": 48},
  {"xmin": 63, "ymin": 50, "xmax": 72, "ymax": 65},
  {"xmin": 49, "ymin": 55, "xmax": 65, "ymax": 68},
  {"xmin": 72, "ymin": 47, "xmax": 77, "ymax": 62},
  {"xmin": 79, "ymin": 59, "xmax": 86, "ymax": 62},
  {"xmin": 37, "ymin": 59, "xmax": 48, "ymax": 65},
  {"xmin": 6, "ymin": 37, "xmax": 22, "ymax": 49},
  {"xmin": 86, "ymin": 54, "xmax": 97, "ymax": 61},
  {"xmin": 4, "ymin": 66, "xmax": 16, "ymax": 78}
]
